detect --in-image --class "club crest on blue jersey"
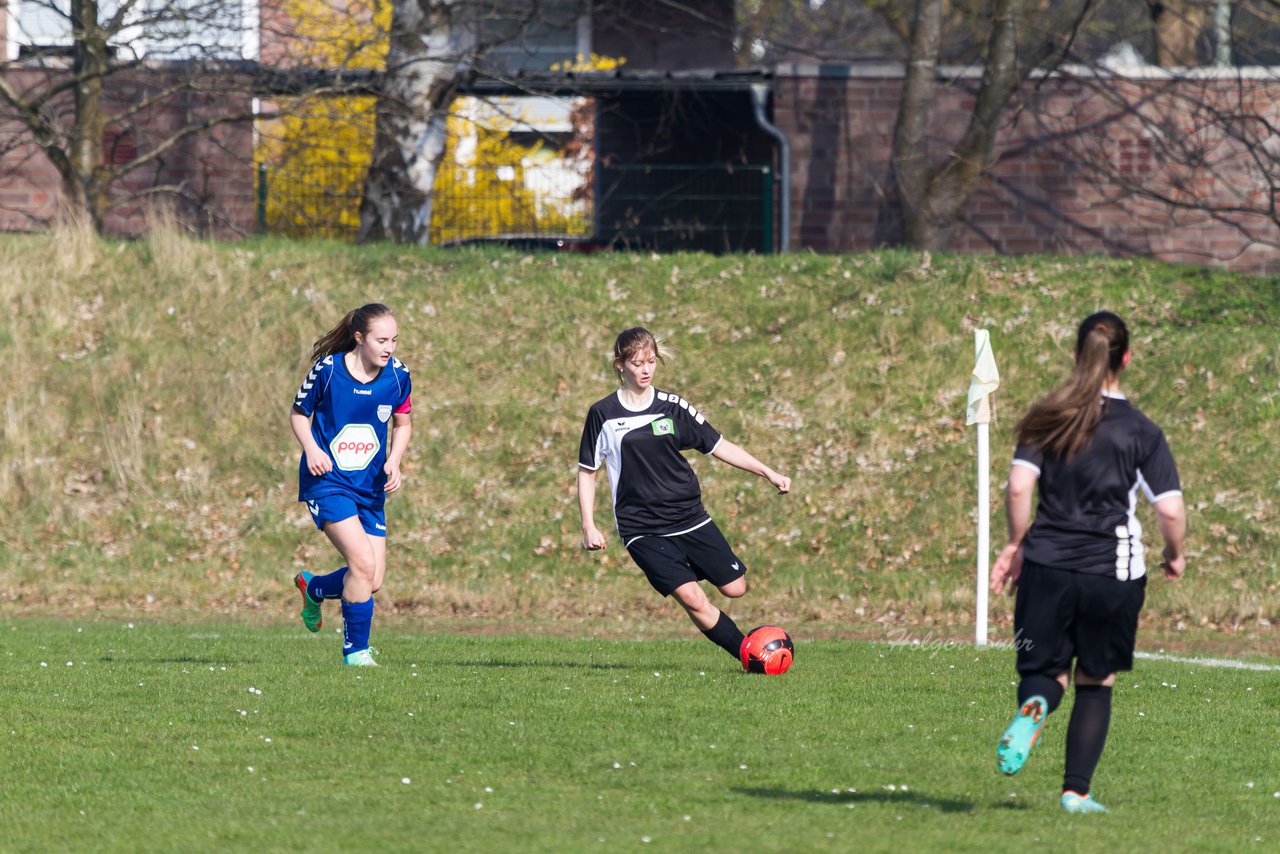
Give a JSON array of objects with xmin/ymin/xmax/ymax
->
[{"xmin": 377, "ymin": 404, "xmax": 392, "ymax": 423}]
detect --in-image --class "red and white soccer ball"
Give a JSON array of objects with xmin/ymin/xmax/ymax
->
[{"xmin": 740, "ymin": 625, "xmax": 794, "ymax": 675}]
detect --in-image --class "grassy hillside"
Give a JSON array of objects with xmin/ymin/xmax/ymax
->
[{"xmin": 2, "ymin": 227, "xmax": 1277, "ymax": 649}]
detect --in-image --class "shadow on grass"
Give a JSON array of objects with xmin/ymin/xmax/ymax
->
[
  {"xmin": 989, "ymin": 800, "xmax": 1034, "ymax": 811},
  {"xmin": 734, "ymin": 786, "xmax": 975, "ymax": 814}
]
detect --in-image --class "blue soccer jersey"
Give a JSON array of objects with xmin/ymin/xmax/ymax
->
[{"xmin": 293, "ymin": 354, "xmax": 412, "ymax": 502}]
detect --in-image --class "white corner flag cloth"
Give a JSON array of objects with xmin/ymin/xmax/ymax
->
[{"xmin": 966, "ymin": 329, "xmax": 999, "ymax": 425}]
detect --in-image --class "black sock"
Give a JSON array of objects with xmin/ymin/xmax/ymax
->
[
  {"xmin": 1063, "ymin": 684, "xmax": 1113, "ymax": 795},
  {"xmin": 1018, "ymin": 673, "xmax": 1065, "ymax": 714},
  {"xmin": 701, "ymin": 611, "xmax": 746, "ymax": 659}
]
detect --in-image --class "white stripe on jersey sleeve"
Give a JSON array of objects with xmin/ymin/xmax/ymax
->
[
  {"xmin": 294, "ymin": 357, "xmax": 332, "ymax": 409},
  {"xmin": 1138, "ymin": 468, "xmax": 1183, "ymax": 505}
]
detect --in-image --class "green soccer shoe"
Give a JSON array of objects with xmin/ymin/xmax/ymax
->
[{"xmin": 293, "ymin": 571, "xmax": 323, "ymax": 633}]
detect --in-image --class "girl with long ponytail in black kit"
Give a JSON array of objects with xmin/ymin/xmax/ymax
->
[{"xmin": 990, "ymin": 311, "xmax": 1187, "ymax": 814}]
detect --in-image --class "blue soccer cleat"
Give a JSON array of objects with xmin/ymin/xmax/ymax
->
[
  {"xmin": 1061, "ymin": 790, "xmax": 1109, "ymax": 814},
  {"xmin": 997, "ymin": 695, "xmax": 1048, "ymax": 776}
]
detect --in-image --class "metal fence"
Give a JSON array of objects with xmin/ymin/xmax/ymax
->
[
  {"xmin": 258, "ymin": 160, "xmax": 776, "ymax": 252},
  {"xmin": 257, "ymin": 162, "xmax": 363, "ymax": 242},
  {"xmin": 431, "ymin": 160, "xmax": 593, "ymax": 245},
  {"xmin": 595, "ymin": 164, "xmax": 774, "ymax": 254}
]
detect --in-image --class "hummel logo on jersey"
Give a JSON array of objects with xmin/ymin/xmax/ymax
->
[
  {"xmin": 731, "ymin": 562, "xmax": 740, "ymax": 571},
  {"xmin": 307, "ymin": 500, "xmax": 320, "ymax": 517},
  {"xmin": 353, "ymin": 388, "xmax": 372, "ymax": 395},
  {"xmin": 652, "ymin": 418, "xmax": 674, "ymax": 436}
]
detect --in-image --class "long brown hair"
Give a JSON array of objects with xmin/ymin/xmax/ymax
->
[
  {"xmin": 310, "ymin": 303, "xmax": 394, "ymax": 364},
  {"xmin": 1015, "ymin": 311, "xmax": 1129, "ymax": 459}
]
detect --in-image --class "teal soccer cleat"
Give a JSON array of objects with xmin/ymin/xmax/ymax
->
[
  {"xmin": 997, "ymin": 695, "xmax": 1048, "ymax": 776},
  {"xmin": 1061, "ymin": 791, "xmax": 1109, "ymax": 814},
  {"xmin": 293, "ymin": 571, "xmax": 323, "ymax": 633},
  {"xmin": 343, "ymin": 648, "xmax": 379, "ymax": 667}
]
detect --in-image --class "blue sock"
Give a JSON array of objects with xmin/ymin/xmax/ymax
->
[
  {"xmin": 308, "ymin": 567, "xmax": 348, "ymax": 601},
  {"xmin": 341, "ymin": 597, "xmax": 374, "ymax": 656}
]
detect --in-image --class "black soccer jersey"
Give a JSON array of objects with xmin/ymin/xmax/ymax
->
[
  {"xmin": 578, "ymin": 387, "xmax": 723, "ymax": 542},
  {"xmin": 1014, "ymin": 392, "xmax": 1181, "ymax": 580}
]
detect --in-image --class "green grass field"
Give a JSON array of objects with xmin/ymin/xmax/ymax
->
[
  {"xmin": 3, "ymin": 232, "xmax": 1279, "ymax": 849},
  {"xmin": 3, "ymin": 619, "xmax": 1278, "ymax": 852}
]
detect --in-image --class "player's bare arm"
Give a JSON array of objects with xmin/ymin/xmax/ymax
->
[
  {"xmin": 577, "ymin": 467, "xmax": 607, "ymax": 550},
  {"xmin": 290, "ymin": 407, "xmax": 332, "ymax": 476},
  {"xmin": 710, "ymin": 440, "xmax": 791, "ymax": 493}
]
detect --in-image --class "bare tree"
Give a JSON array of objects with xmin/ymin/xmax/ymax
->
[
  {"xmin": 1039, "ymin": 8, "xmax": 1280, "ymax": 263},
  {"xmin": 0, "ymin": 0, "xmax": 267, "ymax": 234},
  {"xmin": 358, "ymin": 0, "xmax": 589, "ymax": 244},
  {"xmin": 889, "ymin": 0, "xmax": 1031, "ymax": 250},
  {"xmin": 735, "ymin": 0, "xmax": 890, "ymax": 63},
  {"xmin": 357, "ymin": 0, "xmax": 475, "ymax": 243}
]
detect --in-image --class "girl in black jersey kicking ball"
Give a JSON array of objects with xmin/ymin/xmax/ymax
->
[
  {"xmin": 577, "ymin": 327, "xmax": 791, "ymax": 664},
  {"xmin": 990, "ymin": 311, "xmax": 1187, "ymax": 814}
]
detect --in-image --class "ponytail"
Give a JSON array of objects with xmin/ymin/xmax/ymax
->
[
  {"xmin": 1015, "ymin": 311, "xmax": 1129, "ymax": 459},
  {"xmin": 310, "ymin": 303, "xmax": 394, "ymax": 364}
]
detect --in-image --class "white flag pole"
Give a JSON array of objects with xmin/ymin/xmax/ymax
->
[
  {"xmin": 967, "ymin": 329, "xmax": 999, "ymax": 647},
  {"xmin": 976, "ymin": 412, "xmax": 990, "ymax": 646}
]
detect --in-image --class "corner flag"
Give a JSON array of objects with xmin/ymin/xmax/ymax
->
[
  {"xmin": 967, "ymin": 330, "xmax": 999, "ymax": 646},
  {"xmin": 967, "ymin": 329, "xmax": 1000, "ymax": 427}
]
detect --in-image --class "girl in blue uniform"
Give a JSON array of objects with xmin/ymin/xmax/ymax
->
[
  {"xmin": 290, "ymin": 303, "xmax": 413, "ymax": 666},
  {"xmin": 990, "ymin": 311, "xmax": 1186, "ymax": 813},
  {"xmin": 578, "ymin": 327, "xmax": 791, "ymax": 664}
]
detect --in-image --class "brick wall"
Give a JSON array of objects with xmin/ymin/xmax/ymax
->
[
  {"xmin": 774, "ymin": 64, "xmax": 1280, "ymax": 274},
  {"xmin": 0, "ymin": 66, "xmax": 257, "ymax": 238},
  {"xmin": 6, "ymin": 56, "xmax": 1280, "ymax": 271}
]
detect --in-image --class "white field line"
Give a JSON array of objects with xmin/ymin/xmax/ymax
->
[
  {"xmin": 1134, "ymin": 651, "xmax": 1280, "ymax": 672},
  {"xmin": 884, "ymin": 639, "xmax": 1280, "ymax": 671}
]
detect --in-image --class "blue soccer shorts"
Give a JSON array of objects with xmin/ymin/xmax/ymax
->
[{"xmin": 303, "ymin": 492, "xmax": 387, "ymax": 537}]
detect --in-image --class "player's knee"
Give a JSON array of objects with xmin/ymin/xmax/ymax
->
[
  {"xmin": 672, "ymin": 583, "xmax": 712, "ymax": 613},
  {"xmin": 718, "ymin": 577, "xmax": 747, "ymax": 599},
  {"xmin": 347, "ymin": 557, "xmax": 377, "ymax": 583},
  {"xmin": 1074, "ymin": 667, "xmax": 1115, "ymax": 687}
]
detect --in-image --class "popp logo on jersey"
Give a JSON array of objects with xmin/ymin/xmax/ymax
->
[{"xmin": 330, "ymin": 423, "xmax": 381, "ymax": 471}]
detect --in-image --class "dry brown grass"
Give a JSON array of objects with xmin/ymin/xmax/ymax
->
[{"xmin": 1, "ymin": 236, "xmax": 1277, "ymax": 654}]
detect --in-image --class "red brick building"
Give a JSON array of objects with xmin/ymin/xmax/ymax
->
[
  {"xmin": 3, "ymin": 2, "xmax": 1280, "ymax": 272},
  {"xmin": 774, "ymin": 63, "xmax": 1280, "ymax": 273}
]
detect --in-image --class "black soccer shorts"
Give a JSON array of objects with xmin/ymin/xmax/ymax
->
[
  {"xmin": 1013, "ymin": 560, "xmax": 1147, "ymax": 679},
  {"xmin": 625, "ymin": 521, "xmax": 747, "ymax": 597}
]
